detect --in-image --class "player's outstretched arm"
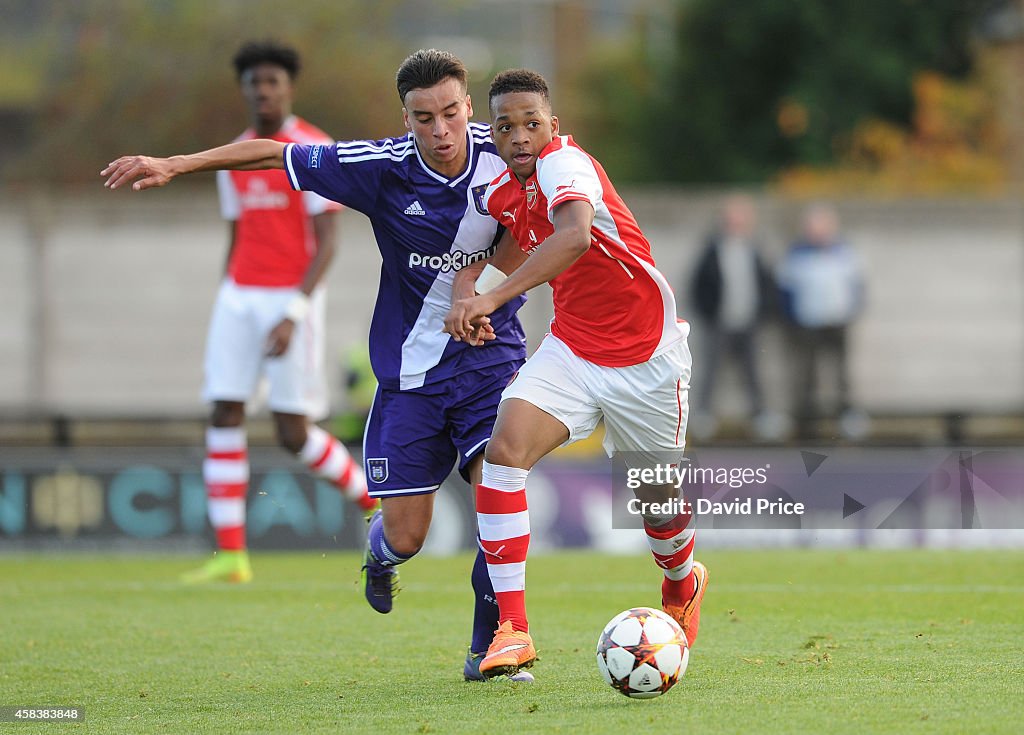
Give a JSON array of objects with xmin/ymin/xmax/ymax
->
[{"xmin": 101, "ymin": 139, "xmax": 287, "ymax": 191}]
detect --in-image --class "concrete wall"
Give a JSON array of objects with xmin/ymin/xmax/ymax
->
[{"xmin": 1, "ymin": 186, "xmax": 1022, "ymax": 417}]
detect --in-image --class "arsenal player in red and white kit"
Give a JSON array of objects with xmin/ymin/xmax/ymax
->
[
  {"xmin": 185, "ymin": 41, "xmax": 374, "ymax": 584},
  {"xmin": 444, "ymin": 69, "xmax": 708, "ymax": 678}
]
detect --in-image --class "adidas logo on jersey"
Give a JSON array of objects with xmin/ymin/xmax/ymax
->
[{"xmin": 404, "ymin": 200, "xmax": 426, "ymax": 216}]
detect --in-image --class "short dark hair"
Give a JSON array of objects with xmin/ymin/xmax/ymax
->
[
  {"xmin": 396, "ymin": 49, "xmax": 468, "ymax": 102},
  {"xmin": 233, "ymin": 40, "xmax": 301, "ymax": 80},
  {"xmin": 488, "ymin": 69, "xmax": 550, "ymax": 110}
]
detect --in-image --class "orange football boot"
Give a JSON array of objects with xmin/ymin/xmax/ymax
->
[
  {"xmin": 663, "ymin": 561, "xmax": 709, "ymax": 649},
  {"xmin": 479, "ymin": 621, "xmax": 537, "ymax": 678}
]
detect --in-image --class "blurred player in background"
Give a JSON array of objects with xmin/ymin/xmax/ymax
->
[
  {"xmin": 444, "ymin": 69, "xmax": 708, "ymax": 678},
  {"xmin": 194, "ymin": 40, "xmax": 377, "ymax": 583},
  {"xmin": 102, "ymin": 49, "xmax": 532, "ymax": 682}
]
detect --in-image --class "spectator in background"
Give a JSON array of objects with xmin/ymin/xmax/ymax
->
[
  {"xmin": 777, "ymin": 203, "xmax": 867, "ymax": 440},
  {"xmin": 689, "ymin": 194, "xmax": 778, "ymax": 440}
]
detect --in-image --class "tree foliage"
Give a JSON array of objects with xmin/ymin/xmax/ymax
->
[
  {"xmin": 0, "ymin": 0, "xmax": 1003, "ymax": 188},
  {"xmin": 644, "ymin": 0, "xmax": 989, "ymax": 183},
  {"xmin": 778, "ymin": 68, "xmax": 1006, "ymax": 194},
  {"xmin": 4, "ymin": 0, "xmax": 409, "ymax": 183}
]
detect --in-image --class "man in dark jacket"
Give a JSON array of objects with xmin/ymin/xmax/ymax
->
[{"xmin": 690, "ymin": 194, "xmax": 774, "ymax": 438}]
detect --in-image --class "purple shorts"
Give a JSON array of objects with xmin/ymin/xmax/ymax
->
[{"xmin": 362, "ymin": 359, "xmax": 521, "ymax": 497}]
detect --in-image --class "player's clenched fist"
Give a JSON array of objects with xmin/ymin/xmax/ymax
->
[
  {"xmin": 444, "ymin": 295, "xmax": 497, "ymax": 344},
  {"xmin": 101, "ymin": 155, "xmax": 180, "ymax": 191}
]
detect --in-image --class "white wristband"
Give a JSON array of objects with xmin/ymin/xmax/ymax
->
[
  {"xmin": 284, "ymin": 293, "xmax": 310, "ymax": 323},
  {"xmin": 474, "ymin": 264, "xmax": 508, "ymax": 294}
]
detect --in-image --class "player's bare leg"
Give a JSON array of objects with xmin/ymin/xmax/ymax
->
[
  {"xmin": 361, "ymin": 493, "xmax": 434, "ymax": 613},
  {"xmin": 273, "ymin": 412, "xmax": 376, "ymax": 513},
  {"xmin": 272, "ymin": 412, "xmax": 308, "ymax": 455},
  {"xmin": 210, "ymin": 401, "xmax": 246, "ymax": 428},
  {"xmin": 182, "ymin": 401, "xmax": 253, "ymax": 584},
  {"xmin": 380, "ymin": 493, "xmax": 435, "ymax": 555},
  {"xmin": 484, "ymin": 398, "xmax": 570, "ymax": 473},
  {"xmin": 475, "ymin": 398, "xmax": 568, "ymax": 677}
]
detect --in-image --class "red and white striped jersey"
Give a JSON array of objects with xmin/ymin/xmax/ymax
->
[
  {"xmin": 484, "ymin": 135, "xmax": 684, "ymax": 367},
  {"xmin": 217, "ymin": 116, "xmax": 341, "ymax": 288}
]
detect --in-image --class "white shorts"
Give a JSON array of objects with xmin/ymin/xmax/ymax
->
[
  {"xmin": 202, "ymin": 280, "xmax": 328, "ymax": 420},
  {"xmin": 501, "ymin": 332, "xmax": 692, "ymax": 466}
]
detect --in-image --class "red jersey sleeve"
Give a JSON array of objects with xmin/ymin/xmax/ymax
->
[{"xmin": 536, "ymin": 141, "xmax": 602, "ymax": 220}]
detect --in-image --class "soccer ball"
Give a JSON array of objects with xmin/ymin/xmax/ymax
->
[{"xmin": 596, "ymin": 607, "xmax": 689, "ymax": 699}]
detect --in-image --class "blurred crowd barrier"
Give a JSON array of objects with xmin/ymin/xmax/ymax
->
[
  {"xmin": 3, "ymin": 447, "xmax": 1022, "ymax": 551},
  {"xmin": 1, "ymin": 186, "xmax": 1022, "ymax": 444}
]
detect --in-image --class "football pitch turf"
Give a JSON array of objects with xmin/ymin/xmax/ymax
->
[{"xmin": 2, "ymin": 549, "xmax": 1021, "ymax": 734}]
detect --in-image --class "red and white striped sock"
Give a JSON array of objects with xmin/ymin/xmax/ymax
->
[
  {"xmin": 204, "ymin": 426, "xmax": 249, "ymax": 551},
  {"xmin": 476, "ymin": 461, "xmax": 531, "ymax": 633},
  {"xmin": 299, "ymin": 425, "xmax": 375, "ymax": 511},
  {"xmin": 644, "ymin": 511, "xmax": 696, "ymax": 605}
]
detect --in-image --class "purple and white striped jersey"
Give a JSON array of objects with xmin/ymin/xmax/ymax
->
[{"xmin": 284, "ymin": 122, "xmax": 526, "ymax": 391}]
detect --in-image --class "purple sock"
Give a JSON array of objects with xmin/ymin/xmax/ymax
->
[
  {"xmin": 367, "ymin": 512, "xmax": 412, "ymax": 567},
  {"xmin": 470, "ymin": 543, "xmax": 499, "ymax": 653}
]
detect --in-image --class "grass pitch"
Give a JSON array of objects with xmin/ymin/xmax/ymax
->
[{"xmin": 1, "ymin": 549, "xmax": 1021, "ymax": 734}]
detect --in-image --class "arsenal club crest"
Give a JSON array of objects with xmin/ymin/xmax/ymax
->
[{"xmin": 526, "ymin": 180, "xmax": 538, "ymax": 210}]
